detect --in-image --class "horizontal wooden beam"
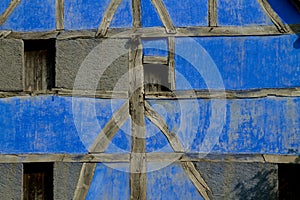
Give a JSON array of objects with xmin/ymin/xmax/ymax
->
[
  {"xmin": 145, "ymin": 88, "xmax": 300, "ymax": 99},
  {"xmin": 143, "ymin": 56, "xmax": 168, "ymax": 65},
  {"xmin": 0, "ymin": 153, "xmax": 299, "ymax": 164},
  {"xmin": 1, "ymin": 88, "xmax": 300, "ymax": 99},
  {"xmin": 2, "ymin": 24, "xmax": 300, "ymax": 40}
]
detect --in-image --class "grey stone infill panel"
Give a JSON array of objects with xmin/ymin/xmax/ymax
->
[
  {"xmin": 0, "ymin": 163, "xmax": 22, "ymax": 199},
  {"xmin": 195, "ymin": 162, "xmax": 278, "ymax": 200},
  {"xmin": 54, "ymin": 162, "xmax": 82, "ymax": 200},
  {"xmin": 0, "ymin": 39, "xmax": 23, "ymax": 91},
  {"xmin": 56, "ymin": 39, "xmax": 129, "ymax": 91}
]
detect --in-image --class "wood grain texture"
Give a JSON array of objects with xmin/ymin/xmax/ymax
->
[
  {"xmin": 89, "ymin": 100, "xmax": 130, "ymax": 152},
  {"xmin": 257, "ymin": 0, "xmax": 289, "ymax": 33},
  {"xmin": 208, "ymin": 0, "xmax": 217, "ymax": 27},
  {"xmin": 0, "ymin": 153, "xmax": 299, "ymax": 163},
  {"xmin": 129, "ymin": 37, "xmax": 146, "ymax": 200},
  {"xmin": 8, "ymin": 25, "xmax": 299, "ymax": 40},
  {"xmin": 96, "ymin": 0, "xmax": 123, "ymax": 37},
  {"xmin": 56, "ymin": 0, "xmax": 64, "ymax": 30},
  {"xmin": 73, "ymin": 163, "xmax": 97, "ymax": 200},
  {"xmin": 24, "ymin": 50, "xmax": 48, "ymax": 92},
  {"xmin": 167, "ymin": 37, "xmax": 175, "ymax": 90},
  {"xmin": 132, "ymin": 0, "xmax": 141, "ymax": 28},
  {"xmin": 145, "ymin": 88, "xmax": 300, "ymax": 99},
  {"xmin": 150, "ymin": 0, "xmax": 176, "ymax": 33},
  {"xmin": 0, "ymin": 0, "xmax": 20, "ymax": 25},
  {"xmin": 0, "ymin": 88, "xmax": 300, "ymax": 99}
]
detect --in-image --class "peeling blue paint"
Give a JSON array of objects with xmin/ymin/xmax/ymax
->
[
  {"xmin": 87, "ymin": 163, "xmax": 130, "ymax": 200},
  {"xmin": 217, "ymin": 0, "xmax": 273, "ymax": 26},
  {"xmin": 149, "ymin": 97, "xmax": 300, "ymax": 154},
  {"xmin": 0, "ymin": 96, "xmax": 125, "ymax": 154},
  {"xmin": 147, "ymin": 163, "xmax": 204, "ymax": 200},
  {"xmin": 175, "ymin": 35, "xmax": 300, "ymax": 90},
  {"xmin": 64, "ymin": 0, "xmax": 132, "ymax": 30}
]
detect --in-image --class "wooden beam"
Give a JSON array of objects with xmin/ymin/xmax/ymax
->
[
  {"xmin": 0, "ymin": 0, "xmax": 20, "ymax": 25},
  {"xmin": 73, "ymin": 163, "xmax": 97, "ymax": 200},
  {"xmin": 96, "ymin": 0, "xmax": 123, "ymax": 37},
  {"xmin": 168, "ymin": 37, "xmax": 175, "ymax": 90},
  {"xmin": 150, "ymin": 0, "xmax": 176, "ymax": 33},
  {"xmin": 7, "ymin": 31, "xmax": 59, "ymax": 40},
  {"xmin": 55, "ymin": 88, "xmax": 129, "ymax": 99},
  {"xmin": 132, "ymin": 0, "xmax": 141, "ymax": 28},
  {"xmin": 143, "ymin": 56, "xmax": 168, "ymax": 65},
  {"xmin": 257, "ymin": 0, "xmax": 289, "ymax": 33},
  {"xmin": 144, "ymin": 101, "xmax": 211, "ymax": 199},
  {"xmin": 145, "ymin": 88, "xmax": 300, "ymax": 99},
  {"xmin": 10, "ymin": 25, "xmax": 299, "ymax": 40},
  {"xmin": 144, "ymin": 101, "xmax": 184, "ymax": 152},
  {"xmin": 129, "ymin": 37, "xmax": 146, "ymax": 200},
  {"xmin": 0, "ymin": 30, "xmax": 11, "ymax": 38},
  {"xmin": 182, "ymin": 162, "xmax": 212, "ymax": 200},
  {"xmin": 89, "ymin": 100, "xmax": 130, "ymax": 152},
  {"xmin": 208, "ymin": 0, "xmax": 217, "ymax": 27},
  {"xmin": 56, "ymin": 0, "xmax": 64, "ymax": 30},
  {"xmin": 1, "ymin": 87, "xmax": 300, "ymax": 99}
]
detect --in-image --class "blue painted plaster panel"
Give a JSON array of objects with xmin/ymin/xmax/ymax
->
[
  {"xmin": 141, "ymin": 0, "xmax": 208, "ymax": 27},
  {"xmin": 87, "ymin": 163, "xmax": 129, "ymax": 200},
  {"xmin": 175, "ymin": 35, "xmax": 300, "ymax": 90},
  {"xmin": 142, "ymin": 38, "xmax": 168, "ymax": 57},
  {"xmin": 147, "ymin": 163, "xmax": 203, "ymax": 200},
  {"xmin": 146, "ymin": 118, "xmax": 173, "ymax": 153},
  {"xmin": 149, "ymin": 97, "xmax": 300, "ymax": 155},
  {"xmin": 0, "ymin": 0, "xmax": 56, "ymax": 31},
  {"xmin": 64, "ymin": 0, "xmax": 132, "ymax": 30},
  {"xmin": 0, "ymin": 96, "xmax": 125, "ymax": 154},
  {"xmin": 268, "ymin": 0, "xmax": 300, "ymax": 24},
  {"xmin": 217, "ymin": 0, "xmax": 273, "ymax": 26}
]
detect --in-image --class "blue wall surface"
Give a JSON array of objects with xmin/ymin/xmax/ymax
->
[
  {"xmin": 0, "ymin": 96, "xmax": 299, "ymax": 155},
  {"xmin": 1, "ymin": 0, "xmax": 300, "ymax": 31}
]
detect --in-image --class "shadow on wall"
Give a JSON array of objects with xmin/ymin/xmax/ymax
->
[
  {"xmin": 234, "ymin": 169, "xmax": 278, "ymax": 200},
  {"xmin": 268, "ymin": 0, "xmax": 300, "ymax": 48}
]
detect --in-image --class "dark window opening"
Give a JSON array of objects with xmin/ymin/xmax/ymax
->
[
  {"xmin": 23, "ymin": 163, "xmax": 53, "ymax": 200},
  {"xmin": 144, "ymin": 64, "xmax": 171, "ymax": 92},
  {"xmin": 24, "ymin": 40, "xmax": 55, "ymax": 92},
  {"xmin": 279, "ymin": 164, "xmax": 300, "ymax": 200}
]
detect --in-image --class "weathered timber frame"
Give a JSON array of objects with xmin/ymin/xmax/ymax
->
[{"xmin": 0, "ymin": 0, "xmax": 300, "ymax": 199}]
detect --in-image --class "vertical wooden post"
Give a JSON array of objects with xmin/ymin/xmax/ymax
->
[
  {"xmin": 132, "ymin": 0, "xmax": 141, "ymax": 28},
  {"xmin": 168, "ymin": 37, "xmax": 175, "ymax": 90},
  {"xmin": 56, "ymin": 0, "xmax": 64, "ymax": 30},
  {"xmin": 129, "ymin": 37, "xmax": 146, "ymax": 200},
  {"xmin": 208, "ymin": 0, "xmax": 217, "ymax": 27}
]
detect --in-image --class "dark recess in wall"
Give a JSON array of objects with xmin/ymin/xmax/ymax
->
[
  {"xmin": 279, "ymin": 164, "xmax": 300, "ymax": 200},
  {"xmin": 23, "ymin": 163, "xmax": 54, "ymax": 200},
  {"xmin": 24, "ymin": 40, "xmax": 55, "ymax": 91},
  {"xmin": 144, "ymin": 64, "xmax": 171, "ymax": 92}
]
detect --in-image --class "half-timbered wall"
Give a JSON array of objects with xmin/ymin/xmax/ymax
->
[{"xmin": 0, "ymin": 0, "xmax": 300, "ymax": 199}]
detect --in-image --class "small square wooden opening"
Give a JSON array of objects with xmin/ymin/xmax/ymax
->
[
  {"xmin": 24, "ymin": 40, "xmax": 55, "ymax": 92},
  {"xmin": 144, "ymin": 64, "xmax": 171, "ymax": 92},
  {"xmin": 23, "ymin": 163, "xmax": 53, "ymax": 200}
]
